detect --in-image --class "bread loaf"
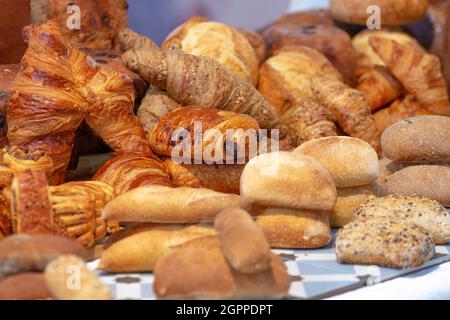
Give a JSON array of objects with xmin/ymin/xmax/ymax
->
[
  {"xmin": 336, "ymin": 218, "xmax": 435, "ymax": 269},
  {"xmin": 0, "ymin": 234, "xmax": 86, "ymax": 278},
  {"xmin": 381, "ymin": 116, "xmax": 450, "ymax": 164},
  {"xmin": 215, "ymin": 208, "xmax": 271, "ymax": 274},
  {"xmin": 98, "ymin": 224, "xmax": 217, "ymax": 273},
  {"xmin": 267, "ymin": 10, "xmax": 333, "ymax": 27},
  {"xmin": 355, "ymin": 196, "xmax": 450, "ymax": 244},
  {"xmin": 295, "ymin": 137, "xmax": 379, "ymax": 188},
  {"xmin": 382, "ymin": 165, "xmax": 450, "ymax": 206},
  {"xmin": 154, "ymin": 248, "xmax": 290, "ymax": 299},
  {"xmin": 253, "ymin": 207, "xmax": 331, "ymax": 249},
  {"xmin": 331, "ymin": 185, "xmax": 378, "ymax": 228},
  {"xmin": 102, "ymin": 185, "xmax": 252, "ymax": 223},
  {"xmin": 0, "ymin": 273, "xmax": 50, "ymax": 300},
  {"xmin": 44, "ymin": 255, "xmax": 112, "ymax": 300},
  {"xmin": 237, "ymin": 28, "xmax": 267, "ymax": 66},
  {"xmin": 240, "ymin": 152, "xmax": 337, "ymax": 211}
]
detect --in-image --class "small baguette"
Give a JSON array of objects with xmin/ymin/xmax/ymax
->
[
  {"xmin": 102, "ymin": 185, "xmax": 252, "ymax": 223},
  {"xmin": 215, "ymin": 208, "xmax": 271, "ymax": 274},
  {"xmin": 44, "ymin": 255, "xmax": 112, "ymax": 300},
  {"xmin": 382, "ymin": 165, "xmax": 450, "ymax": 206},
  {"xmin": 336, "ymin": 218, "xmax": 435, "ymax": 269},
  {"xmin": 240, "ymin": 152, "xmax": 337, "ymax": 211},
  {"xmin": 381, "ymin": 116, "xmax": 450, "ymax": 164},
  {"xmin": 0, "ymin": 273, "xmax": 51, "ymax": 300},
  {"xmin": 154, "ymin": 248, "xmax": 290, "ymax": 299},
  {"xmin": 98, "ymin": 224, "xmax": 217, "ymax": 273},
  {"xmin": 253, "ymin": 207, "xmax": 331, "ymax": 249},
  {"xmin": 355, "ymin": 195, "xmax": 450, "ymax": 244},
  {"xmin": 295, "ymin": 136, "xmax": 379, "ymax": 188}
]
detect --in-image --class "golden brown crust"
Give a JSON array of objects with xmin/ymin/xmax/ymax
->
[
  {"xmin": 164, "ymin": 159, "xmax": 243, "ymax": 194},
  {"xmin": 240, "ymin": 152, "xmax": 337, "ymax": 211},
  {"xmin": 253, "ymin": 207, "xmax": 331, "ymax": 249},
  {"xmin": 0, "ymin": 273, "xmax": 51, "ymax": 300},
  {"xmin": 258, "ymin": 46, "xmax": 342, "ymax": 114},
  {"xmin": 268, "ymin": 10, "xmax": 333, "ymax": 27},
  {"xmin": 237, "ymin": 28, "xmax": 267, "ymax": 66},
  {"xmin": 262, "ymin": 24, "xmax": 356, "ymax": 85},
  {"xmin": 149, "ymin": 107, "xmax": 259, "ymax": 162},
  {"xmin": 92, "ymin": 154, "xmax": 172, "ymax": 195},
  {"xmin": 215, "ymin": 208, "xmax": 271, "ymax": 274},
  {"xmin": 0, "ymin": 64, "xmax": 19, "ymax": 117},
  {"xmin": 331, "ymin": 0, "xmax": 429, "ymax": 26}
]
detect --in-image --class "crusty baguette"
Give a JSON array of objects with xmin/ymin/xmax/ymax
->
[
  {"xmin": 240, "ymin": 152, "xmax": 337, "ymax": 210},
  {"xmin": 331, "ymin": 185, "xmax": 378, "ymax": 228},
  {"xmin": 336, "ymin": 217, "xmax": 435, "ymax": 269},
  {"xmin": 355, "ymin": 195, "xmax": 450, "ymax": 245},
  {"xmin": 0, "ymin": 234, "xmax": 86, "ymax": 279},
  {"xmin": 253, "ymin": 207, "xmax": 331, "ymax": 249},
  {"xmin": 102, "ymin": 185, "xmax": 252, "ymax": 223},
  {"xmin": 44, "ymin": 255, "xmax": 112, "ymax": 300},
  {"xmin": 98, "ymin": 224, "xmax": 217, "ymax": 273},
  {"xmin": 295, "ymin": 136, "xmax": 379, "ymax": 188},
  {"xmin": 382, "ymin": 165, "xmax": 450, "ymax": 207},
  {"xmin": 154, "ymin": 248, "xmax": 290, "ymax": 299},
  {"xmin": 381, "ymin": 116, "xmax": 450, "ymax": 164},
  {"xmin": 215, "ymin": 208, "xmax": 271, "ymax": 274},
  {"xmin": 0, "ymin": 273, "xmax": 51, "ymax": 300}
]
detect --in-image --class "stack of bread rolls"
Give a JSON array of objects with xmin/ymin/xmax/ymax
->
[{"xmin": 295, "ymin": 137, "xmax": 379, "ymax": 227}]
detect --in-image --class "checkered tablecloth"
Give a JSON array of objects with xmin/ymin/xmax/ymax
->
[{"xmin": 91, "ymin": 229, "xmax": 450, "ymax": 300}]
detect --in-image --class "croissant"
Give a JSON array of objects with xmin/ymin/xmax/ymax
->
[
  {"xmin": 120, "ymin": 28, "xmax": 281, "ymax": 131},
  {"xmin": 162, "ymin": 17, "xmax": 259, "ymax": 85},
  {"xmin": 356, "ymin": 65, "xmax": 404, "ymax": 112},
  {"xmin": 8, "ymin": 21, "xmax": 150, "ymax": 184},
  {"xmin": 312, "ymin": 77, "xmax": 381, "ymax": 152},
  {"xmin": 374, "ymin": 94, "xmax": 433, "ymax": 133},
  {"xmin": 370, "ymin": 36, "xmax": 450, "ymax": 117},
  {"xmin": 92, "ymin": 154, "xmax": 172, "ymax": 194},
  {"xmin": 258, "ymin": 46, "xmax": 343, "ymax": 114},
  {"xmin": 279, "ymin": 99, "xmax": 337, "ymax": 147},
  {"xmin": 164, "ymin": 159, "xmax": 244, "ymax": 194},
  {"xmin": 149, "ymin": 107, "xmax": 260, "ymax": 163}
]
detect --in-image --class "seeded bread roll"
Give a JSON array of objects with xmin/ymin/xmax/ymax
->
[
  {"xmin": 381, "ymin": 116, "xmax": 450, "ymax": 164},
  {"xmin": 0, "ymin": 273, "xmax": 51, "ymax": 300},
  {"xmin": 253, "ymin": 207, "xmax": 331, "ymax": 249},
  {"xmin": 215, "ymin": 208, "xmax": 271, "ymax": 274},
  {"xmin": 336, "ymin": 218, "xmax": 435, "ymax": 269},
  {"xmin": 240, "ymin": 152, "xmax": 337, "ymax": 211},
  {"xmin": 331, "ymin": 185, "xmax": 378, "ymax": 228},
  {"xmin": 355, "ymin": 196, "xmax": 450, "ymax": 244},
  {"xmin": 295, "ymin": 136, "xmax": 379, "ymax": 188},
  {"xmin": 382, "ymin": 165, "xmax": 450, "ymax": 206}
]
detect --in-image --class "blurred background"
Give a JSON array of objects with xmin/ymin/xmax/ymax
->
[{"xmin": 128, "ymin": 0, "xmax": 329, "ymax": 44}]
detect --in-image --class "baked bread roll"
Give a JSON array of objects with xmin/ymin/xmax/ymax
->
[
  {"xmin": 382, "ymin": 165, "xmax": 450, "ymax": 206},
  {"xmin": 330, "ymin": 0, "xmax": 428, "ymax": 26},
  {"xmin": 44, "ymin": 255, "xmax": 112, "ymax": 300},
  {"xmin": 355, "ymin": 196, "xmax": 450, "ymax": 244},
  {"xmin": 154, "ymin": 248, "xmax": 290, "ymax": 299},
  {"xmin": 374, "ymin": 95, "xmax": 432, "ymax": 133},
  {"xmin": 0, "ymin": 234, "xmax": 86, "ymax": 278},
  {"xmin": 237, "ymin": 28, "xmax": 267, "ymax": 66},
  {"xmin": 258, "ymin": 46, "xmax": 342, "ymax": 114},
  {"xmin": 240, "ymin": 152, "xmax": 337, "ymax": 211},
  {"xmin": 295, "ymin": 137, "xmax": 379, "ymax": 188},
  {"xmin": 0, "ymin": 273, "xmax": 51, "ymax": 300},
  {"xmin": 163, "ymin": 17, "xmax": 258, "ymax": 85},
  {"xmin": 312, "ymin": 78, "xmax": 381, "ymax": 152},
  {"xmin": 331, "ymin": 185, "xmax": 378, "ymax": 228},
  {"xmin": 164, "ymin": 159, "xmax": 243, "ymax": 194},
  {"xmin": 103, "ymin": 185, "xmax": 252, "ymax": 223},
  {"xmin": 336, "ymin": 218, "xmax": 435, "ymax": 269},
  {"xmin": 370, "ymin": 36, "xmax": 450, "ymax": 117},
  {"xmin": 381, "ymin": 116, "xmax": 450, "ymax": 164},
  {"xmin": 98, "ymin": 224, "xmax": 217, "ymax": 273},
  {"xmin": 280, "ymin": 99, "xmax": 337, "ymax": 148},
  {"xmin": 253, "ymin": 207, "xmax": 331, "ymax": 249},
  {"xmin": 261, "ymin": 24, "xmax": 356, "ymax": 84},
  {"xmin": 215, "ymin": 208, "xmax": 271, "ymax": 274},
  {"xmin": 93, "ymin": 154, "xmax": 172, "ymax": 195},
  {"xmin": 149, "ymin": 107, "xmax": 259, "ymax": 162},
  {"xmin": 267, "ymin": 10, "xmax": 333, "ymax": 27}
]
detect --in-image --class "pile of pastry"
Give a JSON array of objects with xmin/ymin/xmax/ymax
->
[{"xmin": 0, "ymin": 0, "xmax": 449, "ymax": 300}]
